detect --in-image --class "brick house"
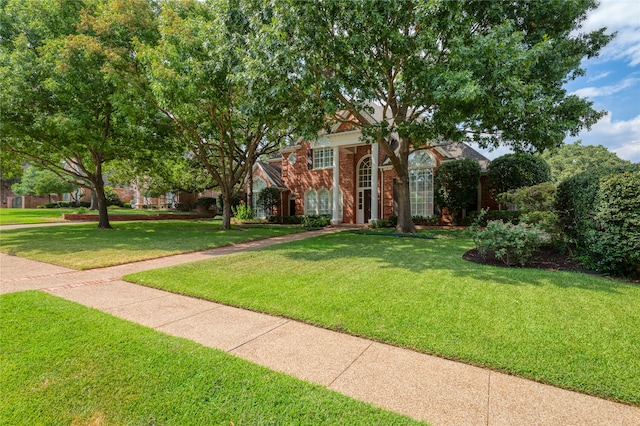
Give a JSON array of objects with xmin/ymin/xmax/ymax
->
[{"xmin": 250, "ymin": 111, "xmax": 496, "ymax": 225}]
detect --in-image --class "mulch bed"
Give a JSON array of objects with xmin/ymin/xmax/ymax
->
[{"xmin": 463, "ymin": 245, "xmax": 591, "ymax": 273}]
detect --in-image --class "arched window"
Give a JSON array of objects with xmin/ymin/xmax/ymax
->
[
  {"xmin": 409, "ymin": 150, "xmax": 435, "ymax": 217},
  {"xmin": 252, "ymin": 178, "xmax": 267, "ymax": 218},
  {"xmin": 358, "ymin": 156, "xmax": 371, "ymax": 189},
  {"xmin": 304, "ymin": 189, "xmax": 317, "ymax": 215},
  {"xmin": 317, "ymin": 188, "xmax": 331, "ymax": 215}
]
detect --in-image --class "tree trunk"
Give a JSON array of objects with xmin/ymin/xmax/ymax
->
[
  {"xmin": 247, "ymin": 169, "xmax": 253, "ymax": 211},
  {"xmin": 394, "ymin": 138, "xmax": 417, "ymax": 234},
  {"xmin": 89, "ymin": 190, "xmax": 98, "ymax": 210},
  {"xmin": 221, "ymin": 191, "xmax": 232, "ymax": 230},
  {"xmin": 92, "ymin": 175, "xmax": 112, "ymax": 229},
  {"xmin": 395, "ymin": 173, "xmax": 417, "ymax": 234}
]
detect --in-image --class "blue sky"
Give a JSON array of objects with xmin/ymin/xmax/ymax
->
[{"xmin": 474, "ymin": 0, "xmax": 640, "ymax": 163}]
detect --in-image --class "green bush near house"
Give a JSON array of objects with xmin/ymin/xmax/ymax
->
[
  {"xmin": 302, "ymin": 214, "xmax": 331, "ymax": 228},
  {"xmin": 556, "ymin": 164, "xmax": 640, "ymax": 278},
  {"xmin": 470, "ymin": 219, "xmax": 546, "ymax": 266}
]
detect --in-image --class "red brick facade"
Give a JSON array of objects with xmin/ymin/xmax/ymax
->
[{"xmin": 253, "ymin": 139, "xmax": 495, "ymax": 224}]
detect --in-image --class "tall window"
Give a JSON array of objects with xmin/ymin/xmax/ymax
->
[
  {"xmin": 304, "ymin": 189, "xmax": 317, "ymax": 215},
  {"xmin": 252, "ymin": 178, "xmax": 267, "ymax": 218},
  {"xmin": 409, "ymin": 151, "xmax": 435, "ymax": 217},
  {"xmin": 313, "ymin": 148, "xmax": 333, "ymax": 169},
  {"xmin": 318, "ymin": 188, "xmax": 331, "ymax": 215},
  {"xmin": 304, "ymin": 187, "xmax": 342, "ymax": 220}
]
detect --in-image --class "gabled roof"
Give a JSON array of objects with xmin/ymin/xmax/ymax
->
[
  {"xmin": 255, "ymin": 161, "xmax": 285, "ymax": 188},
  {"xmin": 437, "ymin": 142, "xmax": 491, "ymax": 171}
]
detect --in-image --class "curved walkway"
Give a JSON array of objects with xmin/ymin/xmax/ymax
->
[{"xmin": 1, "ymin": 226, "xmax": 638, "ymax": 425}]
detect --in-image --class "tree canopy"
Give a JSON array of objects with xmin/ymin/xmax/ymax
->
[
  {"xmin": 0, "ymin": 0, "xmax": 166, "ymax": 228},
  {"xmin": 434, "ymin": 159, "xmax": 481, "ymax": 223},
  {"xmin": 136, "ymin": 0, "xmax": 318, "ymax": 229},
  {"xmin": 487, "ymin": 153, "xmax": 551, "ymax": 196},
  {"xmin": 283, "ymin": 0, "xmax": 611, "ymax": 232},
  {"xmin": 12, "ymin": 166, "xmax": 77, "ymax": 202},
  {"xmin": 540, "ymin": 141, "xmax": 632, "ymax": 183}
]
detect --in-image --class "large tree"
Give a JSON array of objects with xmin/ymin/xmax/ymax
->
[
  {"xmin": 0, "ymin": 0, "xmax": 164, "ymax": 228},
  {"xmin": 284, "ymin": 0, "xmax": 612, "ymax": 233},
  {"xmin": 137, "ymin": 0, "xmax": 318, "ymax": 229},
  {"xmin": 540, "ymin": 141, "xmax": 631, "ymax": 183},
  {"xmin": 12, "ymin": 165, "xmax": 77, "ymax": 203}
]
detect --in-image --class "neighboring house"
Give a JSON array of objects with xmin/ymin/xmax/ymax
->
[{"xmin": 249, "ymin": 109, "xmax": 496, "ymax": 224}]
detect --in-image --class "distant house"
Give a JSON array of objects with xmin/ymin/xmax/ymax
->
[{"xmin": 249, "ymin": 109, "xmax": 496, "ymax": 224}]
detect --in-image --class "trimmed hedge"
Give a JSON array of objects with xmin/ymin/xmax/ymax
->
[
  {"xmin": 487, "ymin": 153, "xmax": 551, "ymax": 195},
  {"xmin": 556, "ymin": 165, "xmax": 640, "ymax": 278}
]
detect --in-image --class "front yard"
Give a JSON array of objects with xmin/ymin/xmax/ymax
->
[
  {"xmin": 0, "ymin": 291, "xmax": 418, "ymax": 425},
  {"xmin": 125, "ymin": 229, "xmax": 640, "ymax": 406},
  {"xmin": 0, "ymin": 220, "xmax": 304, "ymax": 269}
]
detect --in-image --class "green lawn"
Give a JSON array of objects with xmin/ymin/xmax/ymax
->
[
  {"xmin": 0, "ymin": 208, "xmax": 208, "ymax": 225},
  {"xmin": 0, "ymin": 208, "xmax": 76, "ymax": 225},
  {"xmin": 126, "ymin": 229, "xmax": 640, "ymax": 406},
  {"xmin": 0, "ymin": 220, "xmax": 304, "ymax": 269},
  {"xmin": 0, "ymin": 291, "xmax": 419, "ymax": 425}
]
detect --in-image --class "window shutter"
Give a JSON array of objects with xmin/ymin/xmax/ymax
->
[{"xmin": 307, "ymin": 149, "xmax": 313, "ymax": 170}]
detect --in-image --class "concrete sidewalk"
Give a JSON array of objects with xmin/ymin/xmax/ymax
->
[{"xmin": 1, "ymin": 230, "xmax": 638, "ymax": 425}]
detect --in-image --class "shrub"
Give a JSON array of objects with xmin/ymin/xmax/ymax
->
[
  {"xmin": 217, "ymin": 192, "xmax": 242, "ymax": 213},
  {"xmin": 75, "ymin": 206, "xmax": 88, "ymax": 214},
  {"xmin": 434, "ymin": 158, "xmax": 481, "ymax": 223},
  {"xmin": 496, "ymin": 182, "xmax": 557, "ymax": 212},
  {"xmin": 122, "ymin": 202, "xmax": 132, "ymax": 209},
  {"xmin": 302, "ymin": 214, "xmax": 331, "ymax": 228},
  {"xmin": 257, "ymin": 187, "xmax": 281, "ymax": 215},
  {"xmin": 195, "ymin": 197, "xmax": 217, "ymax": 210},
  {"xmin": 488, "ymin": 153, "xmax": 551, "ymax": 196},
  {"xmin": 471, "ymin": 219, "xmax": 546, "ymax": 266},
  {"xmin": 44, "ymin": 202, "xmax": 58, "ymax": 208},
  {"xmin": 57, "ymin": 201, "xmax": 71, "ymax": 208},
  {"xmin": 388, "ymin": 215, "xmax": 398, "ymax": 227},
  {"xmin": 282, "ymin": 215, "xmax": 304, "ymax": 225},
  {"xmin": 377, "ymin": 219, "xmax": 388, "ymax": 228},
  {"xmin": 584, "ymin": 171, "xmax": 640, "ymax": 277},
  {"xmin": 556, "ymin": 164, "xmax": 639, "ymax": 244},
  {"xmin": 232, "ymin": 203, "xmax": 254, "ymax": 220},
  {"xmin": 412, "ymin": 215, "xmax": 440, "ymax": 226},
  {"xmin": 463, "ymin": 209, "xmax": 521, "ymax": 226},
  {"xmin": 104, "ymin": 187, "xmax": 123, "ymax": 207}
]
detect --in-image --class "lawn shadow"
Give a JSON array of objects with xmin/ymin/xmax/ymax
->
[{"xmin": 267, "ymin": 231, "xmax": 625, "ymax": 294}]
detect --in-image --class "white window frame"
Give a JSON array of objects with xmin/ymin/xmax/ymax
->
[
  {"xmin": 409, "ymin": 151, "xmax": 435, "ymax": 217},
  {"xmin": 313, "ymin": 147, "xmax": 333, "ymax": 169},
  {"xmin": 304, "ymin": 189, "xmax": 317, "ymax": 215}
]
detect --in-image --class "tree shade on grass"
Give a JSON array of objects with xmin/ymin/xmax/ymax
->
[
  {"xmin": 0, "ymin": 291, "xmax": 420, "ymax": 425},
  {"xmin": 126, "ymin": 230, "xmax": 640, "ymax": 406},
  {"xmin": 0, "ymin": 220, "xmax": 304, "ymax": 269}
]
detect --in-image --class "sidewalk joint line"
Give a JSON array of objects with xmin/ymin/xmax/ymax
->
[
  {"xmin": 152, "ymin": 305, "xmax": 224, "ymax": 329},
  {"xmin": 226, "ymin": 319, "xmax": 291, "ymax": 353},
  {"xmin": 328, "ymin": 341, "xmax": 374, "ymax": 388}
]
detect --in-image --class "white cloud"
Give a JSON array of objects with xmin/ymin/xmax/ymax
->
[
  {"xmin": 587, "ymin": 71, "xmax": 611, "ymax": 82},
  {"xmin": 578, "ymin": 0, "xmax": 640, "ymax": 65},
  {"xmin": 567, "ymin": 113, "xmax": 640, "ymax": 162},
  {"xmin": 571, "ymin": 76, "xmax": 640, "ymax": 98}
]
